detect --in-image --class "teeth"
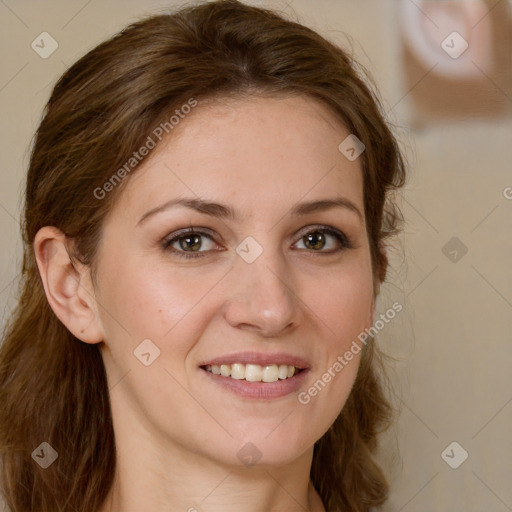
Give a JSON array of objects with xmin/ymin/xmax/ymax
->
[
  {"xmin": 245, "ymin": 364, "xmax": 263, "ymax": 382},
  {"xmin": 204, "ymin": 363, "xmax": 298, "ymax": 382},
  {"xmin": 278, "ymin": 365, "xmax": 289, "ymax": 379},
  {"xmin": 231, "ymin": 363, "xmax": 245, "ymax": 380}
]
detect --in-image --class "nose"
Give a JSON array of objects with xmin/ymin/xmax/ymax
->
[{"xmin": 223, "ymin": 242, "xmax": 303, "ymax": 338}]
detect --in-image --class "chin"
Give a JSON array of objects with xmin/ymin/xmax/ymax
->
[{"xmin": 213, "ymin": 427, "xmax": 315, "ymax": 469}]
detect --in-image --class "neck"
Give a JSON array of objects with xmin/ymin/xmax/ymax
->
[{"xmin": 97, "ymin": 411, "xmax": 325, "ymax": 512}]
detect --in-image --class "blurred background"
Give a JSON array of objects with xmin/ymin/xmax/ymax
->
[{"xmin": 1, "ymin": 1, "xmax": 511, "ymax": 510}]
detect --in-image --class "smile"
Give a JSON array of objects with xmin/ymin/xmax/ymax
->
[{"xmin": 203, "ymin": 363, "xmax": 300, "ymax": 382}]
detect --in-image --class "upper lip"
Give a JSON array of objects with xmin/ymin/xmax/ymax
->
[{"xmin": 199, "ymin": 351, "xmax": 310, "ymax": 370}]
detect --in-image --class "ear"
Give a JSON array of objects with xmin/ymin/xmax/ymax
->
[{"xmin": 33, "ymin": 226, "xmax": 104, "ymax": 344}]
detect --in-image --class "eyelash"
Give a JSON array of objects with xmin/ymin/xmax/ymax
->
[{"xmin": 161, "ymin": 225, "xmax": 354, "ymax": 260}]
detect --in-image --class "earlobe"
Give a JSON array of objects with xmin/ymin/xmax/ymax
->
[{"xmin": 33, "ymin": 226, "xmax": 104, "ymax": 344}]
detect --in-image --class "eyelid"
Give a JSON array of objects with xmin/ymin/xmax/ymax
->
[
  {"xmin": 161, "ymin": 226, "xmax": 219, "ymax": 250},
  {"xmin": 162, "ymin": 226, "xmax": 216, "ymax": 242},
  {"xmin": 294, "ymin": 224, "xmax": 353, "ymax": 248}
]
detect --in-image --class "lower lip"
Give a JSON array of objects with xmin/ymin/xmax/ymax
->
[{"xmin": 200, "ymin": 367, "xmax": 309, "ymax": 399}]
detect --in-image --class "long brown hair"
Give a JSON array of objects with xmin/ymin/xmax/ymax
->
[{"xmin": 0, "ymin": 1, "xmax": 406, "ymax": 510}]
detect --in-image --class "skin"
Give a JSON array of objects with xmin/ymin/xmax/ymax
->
[{"xmin": 34, "ymin": 94, "xmax": 376, "ymax": 512}]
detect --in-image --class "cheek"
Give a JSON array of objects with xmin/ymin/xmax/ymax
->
[
  {"xmin": 305, "ymin": 261, "xmax": 374, "ymax": 348},
  {"xmin": 95, "ymin": 254, "xmax": 228, "ymax": 371},
  {"xmin": 297, "ymin": 260, "xmax": 372, "ymax": 416},
  {"xmin": 97, "ymin": 257, "xmax": 200, "ymax": 336}
]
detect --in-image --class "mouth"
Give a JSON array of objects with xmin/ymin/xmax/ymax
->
[
  {"xmin": 200, "ymin": 363, "xmax": 305, "ymax": 383},
  {"xmin": 198, "ymin": 352, "xmax": 310, "ymax": 399}
]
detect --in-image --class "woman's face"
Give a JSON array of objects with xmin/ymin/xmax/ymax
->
[{"xmin": 92, "ymin": 94, "xmax": 375, "ymax": 467}]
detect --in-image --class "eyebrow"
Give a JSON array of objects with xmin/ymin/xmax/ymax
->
[{"xmin": 137, "ymin": 196, "xmax": 363, "ymax": 225}]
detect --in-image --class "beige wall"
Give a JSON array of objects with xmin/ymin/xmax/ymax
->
[{"xmin": 1, "ymin": 1, "xmax": 511, "ymax": 510}]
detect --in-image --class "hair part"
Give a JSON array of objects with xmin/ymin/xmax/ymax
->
[{"xmin": 0, "ymin": 1, "xmax": 406, "ymax": 510}]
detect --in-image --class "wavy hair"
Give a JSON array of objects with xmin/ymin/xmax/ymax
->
[{"xmin": 0, "ymin": 1, "xmax": 406, "ymax": 510}]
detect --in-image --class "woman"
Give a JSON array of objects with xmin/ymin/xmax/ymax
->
[{"xmin": 0, "ymin": 1, "xmax": 406, "ymax": 510}]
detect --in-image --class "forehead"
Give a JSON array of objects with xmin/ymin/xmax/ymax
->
[
  {"xmin": 172, "ymin": 93, "xmax": 350, "ymax": 156},
  {"xmin": 110, "ymin": 93, "xmax": 364, "ymax": 221}
]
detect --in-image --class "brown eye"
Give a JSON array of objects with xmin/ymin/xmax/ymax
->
[
  {"xmin": 303, "ymin": 231, "xmax": 327, "ymax": 250},
  {"xmin": 163, "ymin": 229, "xmax": 219, "ymax": 259},
  {"xmin": 294, "ymin": 227, "xmax": 352, "ymax": 253},
  {"xmin": 177, "ymin": 234, "xmax": 202, "ymax": 252}
]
